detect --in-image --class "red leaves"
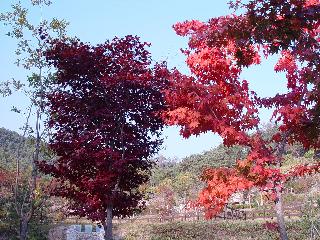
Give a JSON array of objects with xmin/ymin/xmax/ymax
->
[
  {"xmin": 164, "ymin": 14, "xmax": 266, "ymax": 148},
  {"xmin": 164, "ymin": 68, "xmax": 259, "ymax": 146},
  {"xmin": 40, "ymin": 36, "xmax": 169, "ymax": 221},
  {"xmin": 197, "ymin": 135, "xmax": 287, "ymax": 218},
  {"xmin": 0, "ymin": 168, "xmax": 14, "ymax": 197},
  {"xmin": 287, "ymin": 162, "xmax": 320, "ymax": 178},
  {"xmin": 198, "ymin": 168, "xmax": 253, "ymax": 219},
  {"xmin": 263, "ymin": 221, "xmax": 279, "ymax": 232},
  {"xmin": 173, "ymin": 20, "xmax": 205, "ymax": 36},
  {"xmin": 305, "ymin": 0, "xmax": 320, "ymax": 7},
  {"xmin": 164, "ymin": 0, "xmax": 320, "ymax": 219}
]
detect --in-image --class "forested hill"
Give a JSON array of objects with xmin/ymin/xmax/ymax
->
[
  {"xmin": 177, "ymin": 144, "xmax": 246, "ymax": 175},
  {"xmin": 0, "ymin": 127, "xmax": 33, "ymax": 169},
  {"xmin": 149, "ymin": 144, "xmax": 247, "ymax": 187},
  {"xmin": 150, "ymin": 127, "xmax": 306, "ymax": 187}
]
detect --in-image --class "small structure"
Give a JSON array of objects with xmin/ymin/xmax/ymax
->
[{"xmin": 66, "ymin": 225, "xmax": 104, "ymax": 240}]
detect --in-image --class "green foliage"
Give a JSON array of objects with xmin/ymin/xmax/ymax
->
[
  {"xmin": 0, "ymin": 127, "xmax": 33, "ymax": 170},
  {"xmin": 147, "ymin": 144, "xmax": 248, "ymax": 215},
  {"xmin": 149, "ymin": 156, "xmax": 179, "ymax": 187},
  {"xmin": 150, "ymin": 144, "xmax": 246, "ymax": 187},
  {"xmin": 0, "ymin": 0, "xmax": 70, "ymax": 136},
  {"xmin": 304, "ymin": 149, "xmax": 316, "ymax": 159},
  {"xmin": 300, "ymin": 194, "xmax": 320, "ymax": 240},
  {"xmin": 0, "ymin": 127, "xmax": 52, "ymax": 171},
  {"xmin": 0, "ymin": 175, "xmax": 53, "ymax": 240},
  {"xmin": 0, "ymin": 1, "xmax": 71, "ymax": 237},
  {"xmin": 172, "ymin": 172, "xmax": 197, "ymax": 200},
  {"xmin": 0, "ymin": 202, "xmax": 52, "ymax": 240},
  {"xmin": 177, "ymin": 144, "xmax": 245, "ymax": 176}
]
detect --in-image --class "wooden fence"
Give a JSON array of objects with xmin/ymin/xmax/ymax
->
[
  {"xmin": 112, "ymin": 204, "xmax": 304, "ymax": 223},
  {"xmin": 66, "ymin": 204, "xmax": 304, "ymax": 225}
]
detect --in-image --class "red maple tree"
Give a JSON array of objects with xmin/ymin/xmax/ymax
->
[
  {"xmin": 39, "ymin": 35, "xmax": 169, "ymax": 240},
  {"xmin": 163, "ymin": 0, "xmax": 319, "ymax": 239}
]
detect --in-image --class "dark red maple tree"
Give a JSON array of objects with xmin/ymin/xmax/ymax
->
[
  {"xmin": 38, "ymin": 35, "xmax": 169, "ymax": 240},
  {"xmin": 163, "ymin": 0, "xmax": 319, "ymax": 239}
]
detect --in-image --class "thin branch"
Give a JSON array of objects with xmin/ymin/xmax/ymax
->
[{"xmin": 14, "ymin": 102, "xmax": 33, "ymax": 216}]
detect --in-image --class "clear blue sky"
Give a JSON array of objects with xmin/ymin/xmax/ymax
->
[{"xmin": 0, "ymin": 0, "xmax": 287, "ymax": 159}]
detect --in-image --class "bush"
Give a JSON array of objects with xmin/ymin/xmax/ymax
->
[{"xmin": 0, "ymin": 188, "xmax": 53, "ymax": 240}]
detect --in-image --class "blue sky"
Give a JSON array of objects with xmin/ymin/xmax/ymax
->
[{"xmin": 0, "ymin": 0, "xmax": 287, "ymax": 159}]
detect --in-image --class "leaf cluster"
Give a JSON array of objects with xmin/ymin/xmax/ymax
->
[{"xmin": 39, "ymin": 36, "xmax": 170, "ymax": 222}]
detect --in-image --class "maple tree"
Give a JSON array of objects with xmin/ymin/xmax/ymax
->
[
  {"xmin": 38, "ymin": 35, "xmax": 169, "ymax": 240},
  {"xmin": 163, "ymin": 0, "xmax": 319, "ymax": 239}
]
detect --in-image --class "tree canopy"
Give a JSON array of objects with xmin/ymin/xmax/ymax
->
[
  {"xmin": 163, "ymin": 0, "xmax": 319, "ymax": 239},
  {"xmin": 38, "ymin": 35, "xmax": 169, "ymax": 239}
]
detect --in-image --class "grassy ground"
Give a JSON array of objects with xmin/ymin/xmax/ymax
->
[
  {"xmin": 44, "ymin": 217, "xmax": 316, "ymax": 240},
  {"xmin": 116, "ymin": 219, "xmax": 312, "ymax": 240}
]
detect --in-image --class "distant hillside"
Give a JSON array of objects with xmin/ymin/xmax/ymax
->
[
  {"xmin": 150, "ymin": 144, "xmax": 246, "ymax": 187},
  {"xmin": 150, "ymin": 124, "xmax": 307, "ymax": 186},
  {"xmin": 177, "ymin": 144, "xmax": 246, "ymax": 175},
  {"xmin": 0, "ymin": 127, "xmax": 34, "ymax": 170}
]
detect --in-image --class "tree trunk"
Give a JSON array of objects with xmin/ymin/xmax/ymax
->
[
  {"xmin": 260, "ymin": 192, "xmax": 264, "ymax": 206},
  {"xmin": 274, "ymin": 189, "xmax": 288, "ymax": 240},
  {"xmin": 17, "ymin": 109, "xmax": 40, "ymax": 240},
  {"xmin": 103, "ymin": 205, "xmax": 113, "ymax": 240},
  {"xmin": 20, "ymin": 217, "xmax": 29, "ymax": 240}
]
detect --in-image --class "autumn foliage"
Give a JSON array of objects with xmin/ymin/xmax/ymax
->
[
  {"xmin": 39, "ymin": 35, "xmax": 169, "ymax": 222},
  {"xmin": 163, "ymin": 0, "xmax": 320, "ymax": 223},
  {"xmin": 199, "ymin": 168, "xmax": 253, "ymax": 218},
  {"xmin": 0, "ymin": 168, "xmax": 13, "ymax": 198}
]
